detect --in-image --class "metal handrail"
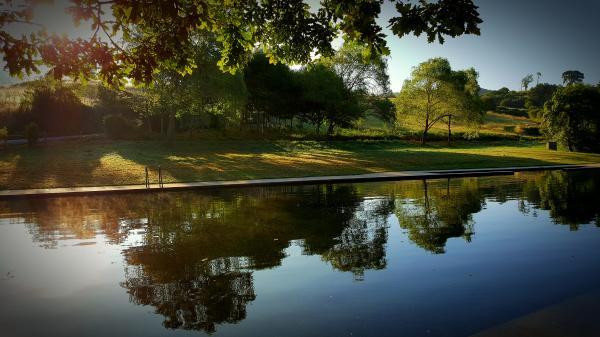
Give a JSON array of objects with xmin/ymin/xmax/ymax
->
[{"xmin": 145, "ymin": 166, "xmax": 164, "ymax": 189}]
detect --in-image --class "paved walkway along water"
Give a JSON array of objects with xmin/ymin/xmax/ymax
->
[{"xmin": 1, "ymin": 164, "xmax": 599, "ymax": 198}]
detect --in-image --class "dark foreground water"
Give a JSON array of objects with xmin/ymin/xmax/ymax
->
[{"xmin": 1, "ymin": 170, "xmax": 600, "ymax": 337}]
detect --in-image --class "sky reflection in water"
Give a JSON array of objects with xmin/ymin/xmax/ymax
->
[{"xmin": 1, "ymin": 170, "xmax": 600, "ymax": 337}]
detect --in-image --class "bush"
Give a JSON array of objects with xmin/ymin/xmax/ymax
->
[
  {"xmin": 499, "ymin": 96, "xmax": 525, "ymax": 109},
  {"xmin": 25, "ymin": 122, "xmax": 39, "ymax": 146},
  {"xmin": 516, "ymin": 126, "xmax": 541, "ymax": 136},
  {"xmin": 527, "ymin": 107, "xmax": 543, "ymax": 120},
  {"xmin": 103, "ymin": 114, "xmax": 133, "ymax": 139},
  {"xmin": 21, "ymin": 83, "xmax": 87, "ymax": 136},
  {"xmin": 495, "ymin": 106, "xmax": 529, "ymax": 117}
]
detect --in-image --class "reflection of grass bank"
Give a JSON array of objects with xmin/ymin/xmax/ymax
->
[{"xmin": 1, "ymin": 139, "xmax": 600, "ymax": 190}]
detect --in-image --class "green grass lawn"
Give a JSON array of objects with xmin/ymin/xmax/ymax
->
[
  {"xmin": 1, "ymin": 139, "xmax": 600, "ymax": 190},
  {"xmin": 390, "ymin": 111, "xmax": 538, "ymax": 139}
]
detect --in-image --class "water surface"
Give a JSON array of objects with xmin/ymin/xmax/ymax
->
[{"xmin": 1, "ymin": 170, "xmax": 600, "ymax": 337}]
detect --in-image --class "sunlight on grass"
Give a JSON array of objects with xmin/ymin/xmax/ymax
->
[{"xmin": 1, "ymin": 140, "xmax": 599, "ymax": 189}]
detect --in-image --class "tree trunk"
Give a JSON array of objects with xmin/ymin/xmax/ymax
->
[
  {"xmin": 421, "ymin": 128, "xmax": 428, "ymax": 145},
  {"xmin": 421, "ymin": 114, "xmax": 430, "ymax": 145},
  {"xmin": 167, "ymin": 113, "xmax": 175, "ymax": 138},
  {"xmin": 447, "ymin": 115, "xmax": 452, "ymax": 145},
  {"xmin": 160, "ymin": 113, "xmax": 164, "ymax": 135},
  {"xmin": 327, "ymin": 121, "xmax": 334, "ymax": 135},
  {"xmin": 567, "ymin": 137, "xmax": 574, "ymax": 152}
]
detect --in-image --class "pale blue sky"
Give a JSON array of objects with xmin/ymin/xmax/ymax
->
[
  {"xmin": 2, "ymin": 0, "xmax": 599, "ymax": 91},
  {"xmin": 381, "ymin": 0, "xmax": 600, "ymax": 91}
]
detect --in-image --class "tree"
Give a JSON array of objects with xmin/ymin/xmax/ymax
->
[
  {"xmin": 319, "ymin": 41, "xmax": 395, "ymax": 125},
  {"xmin": 19, "ymin": 81, "xmax": 87, "ymax": 136},
  {"xmin": 320, "ymin": 41, "xmax": 391, "ymax": 96},
  {"xmin": 526, "ymin": 83, "xmax": 559, "ymax": 108},
  {"xmin": 1, "ymin": 1, "xmax": 482, "ymax": 85},
  {"xmin": 449, "ymin": 68, "xmax": 484, "ymax": 142},
  {"xmin": 298, "ymin": 64, "xmax": 361, "ymax": 135},
  {"xmin": 525, "ymin": 83, "xmax": 559, "ymax": 119},
  {"xmin": 128, "ymin": 88, "xmax": 160, "ymax": 133},
  {"xmin": 536, "ymin": 72, "xmax": 542, "ymax": 86},
  {"xmin": 244, "ymin": 53, "xmax": 300, "ymax": 131},
  {"xmin": 521, "ymin": 74, "xmax": 533, "ymax": 91},
  {"xmin": 140, "ymin": 35, "xmax": 248, "ymax": 136},
  {"xmin": 541, "ymin": 84, "xmax": 600, "ymax": 152},
  {"xmin": 561, "ymin": 70, "xmax": 584, "ymax": 85},
  {"xmin": 364, "ymin": 95, "xmax": 396, "ymax": 124},
  {"xmin": 394, "ymin": 58, "xmax": 483, "ymax": 144}
]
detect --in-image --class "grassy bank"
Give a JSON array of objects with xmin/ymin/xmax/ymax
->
[{"xmin": 1, "ymin": 139, "xmax": 600, "ymax": 190}]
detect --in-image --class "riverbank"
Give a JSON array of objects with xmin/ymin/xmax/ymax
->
[
  {"xmin": 2, "ymin": 139, "xmax": 600, "ymax": 190},
  {"xmin": 2, "ymin": 164, "xmax": 599, "ymax": 198}
]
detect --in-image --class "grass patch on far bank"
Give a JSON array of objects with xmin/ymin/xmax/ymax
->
[{"xmin": 1, "ymin": 139, "xmax": 600, "ymax": 190}]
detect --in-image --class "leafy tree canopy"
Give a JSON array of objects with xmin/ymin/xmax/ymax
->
[
  {"xmin": 521, "ymin": 74, "xmax": 533, "ymax": 91},
  {"xmin": 299, "ymin": 62, "xmax": 358, "ymax": 134},
  {"xmin": 245, "ymin": 52, "xmax": 299, "ymax": 120},
  {"xmin": 542, "ymin": 84, "xmax": 600, "ymax": 152},
  {"xmin": 526, "ymin": 83, "xmax": 558, "ymax": 109},
  {"xmin": 394, "ymin": 57, "xmax": 483, "ymax": 144},
  {"xmin": 1, "ymin": 0, "xmax": 482, "ymax": 85},
  {"xmin": 318, "ymin": 41, "xmax": 390, "ymax": 96},
  {"xmin": 561, "ymin": 70, "xmax": 584, "ymax": 85}
]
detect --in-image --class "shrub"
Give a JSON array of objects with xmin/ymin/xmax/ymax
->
[
  {"xmin": 495, "ymin": 106, "xmax": 529, "ymax": 117},
  {"xmin": 499, "ymin": 96, "xmax": 525, "ymax": 109},
  {"xmin": 103, "ymin": 114, "xmax": 133, "ymax": 139},
  {"xmin": 25, "ymin": 122, "xmax": 39, "ymax": 146},
  {"xmin": 503, "ymin": 125, "xmax": 516, "ymax": 133},
  {"xmin": 527, "ymin": 107, "xmax": 543, "ymax": 120},
  {"xmin": 516, "ymin": 126, "xmax": 541, "ymax": 136}
]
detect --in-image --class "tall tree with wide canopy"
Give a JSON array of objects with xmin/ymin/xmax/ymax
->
[
  {"xmin": 319, "ymin": 41, "xmax": 390, "ymax": 96},
  {"xmin": 1, "ymin": 0, "xmax": 482, "ymax": 85},
  {"xmin": 143, "ymin": 34, "xmax": 248, "ymax": 136},
  {"xmin": 561, "ymin": 70, "xmax": 584, "ymax": 85},
  {"xmin": 244, "ymin": 52, "xmax": 300, "ymax": 130},
  {"xmin": 541, "ymin": 84, "xmax": 600, "ymax": 152},
  {"xmin": 394, "ymin": 57, "xmax": 483, "ymax": 144},
  {"xmin": 298, "ymin": 63, "xmax": 361, "ymax": 135},
  {"xmin": 319, "ymin": 41, "xmax": 395, "ymax": 124}
]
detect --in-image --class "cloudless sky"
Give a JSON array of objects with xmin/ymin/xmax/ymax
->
[
  {"xmin": 1, "ymin": 0, "xmax": 599, "ymax": 92},
  {"xmin": 381, "ymin": 0, "xmax": 600, "ymax": 91}
]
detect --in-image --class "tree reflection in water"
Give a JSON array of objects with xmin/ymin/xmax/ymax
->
[
  {"xmin": 518, "ymin": 170, "xmax": 600, "ymax": 230},
  {"xmin": 390, "ymin": 178, "xmax": 481, "ymax": 253},
  {"xmin": 1, "ymin": 170, "xmax": 599, "ymax": 332}
]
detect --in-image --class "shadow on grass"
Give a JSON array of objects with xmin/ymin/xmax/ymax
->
[
  {"xmin": 3, "ymin": 142, "xmax": 114, "ymax": 189},
  {"xmin": 2, "ymin": 138, "xmax": 597, "ymax": 189},
  {"xmin": 111, "ymin": 140, "xmax": 574, "ymax": 185}
]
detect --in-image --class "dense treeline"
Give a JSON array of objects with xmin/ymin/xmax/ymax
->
[
  {"xmin": 1, "ymin": 40, "xmax": 394, "ymax": 139},
  {"xmin": 1, "ymin": 51, "xmax": 599, "ymax": 152},
  {"xmin": 478, "ymin": 71, "xmax": 600, "ymax": 151}
]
